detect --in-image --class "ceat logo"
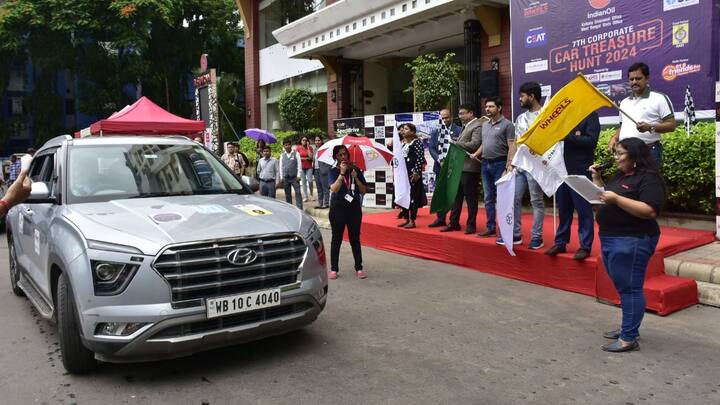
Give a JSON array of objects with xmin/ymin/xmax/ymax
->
[
  {"xmin": 525, "ymin": 28, "xmax": 547, "ymax": 48},
  {"xmin": 589, "ymin": 0, "xmax": 611, "ymax": 9}
]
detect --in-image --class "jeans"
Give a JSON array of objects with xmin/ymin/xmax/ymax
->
[
  {"xmin": 554, "ymin": 183, "xmax": 594, "ymax": 250},
  {"xmin": 259, "ymin": 180, "xmax": 276, "ymax": 198},
  {"xmin": 329, "ymin": 203, "xmax": 363, "ymax": 273},
  {"xmin": 314, "ymin": 169, "xmax": 329, "ymax": 206},
  {"xmin": 448, "ymin": 172, "xmax": 480, "ymax": 230},
  {"xmin": 514, "ymin": 168, "xmax": 544, "ymax": 240},
  {"xmin": 649, "ymin": 143, "xmax": 662, "ymax": 170},
  {"xmin": 283, "ymin": 176, "xmax": 303, "ymax": 209},
  {"xmin": 480, "ymin": 160, "xmax": 506, "ymax": 231},
  {"xmin": 600, "ymin": 234, "xmax": 659, "ymax": 342},
  {"xmin": 301, "ymin": 168, "xmax": 314, "ymax": 199}
]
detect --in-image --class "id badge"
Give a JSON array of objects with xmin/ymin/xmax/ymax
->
[{"xmin": 344, "ymin": 193, "xmax": 354, "ymax": 203}]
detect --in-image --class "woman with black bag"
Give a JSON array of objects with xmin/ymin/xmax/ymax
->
[{"xmin": 328, "ymin": 145, "xmax": 367, "ymax": 280}]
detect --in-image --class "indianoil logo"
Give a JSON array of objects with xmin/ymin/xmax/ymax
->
[{"xmin": 589, "ymin": 0, "xmax": 611, "ymax": 9}]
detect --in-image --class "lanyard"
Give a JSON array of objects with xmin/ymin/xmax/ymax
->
[{"xmin": 343, "ymin": 173, "xmax": 352, "ymax": 193}]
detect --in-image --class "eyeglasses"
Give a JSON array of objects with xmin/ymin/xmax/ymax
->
[{"xmin": 613, "ymin": 151, "xmax": 628, "ymax": 158}]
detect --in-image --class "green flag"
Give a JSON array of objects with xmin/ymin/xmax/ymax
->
[{"xmin": 430, "ymin": 144, "xmax": 465, "ymax": 214}]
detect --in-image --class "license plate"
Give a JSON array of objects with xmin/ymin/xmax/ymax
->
[{"xmin": 206, "ymin": 288, "xmax": 282, "ymax": 319}]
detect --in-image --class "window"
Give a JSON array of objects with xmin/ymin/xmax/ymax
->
[
  {"xmin": 402, "ymin": 4, "xmax": 407, "ymax": 12},
  {"xmin": 293, "ymin": 45, "xmax": 296, "ymax": 52},
  {"xmin": 362, "ymin": 18, "xmax": 367, "ymax": 26},
  {"xmin": 382, "ymin": 11, "xmax": 386, "ymax": 19},
  {"xmin": 390, "ymin": 8, "xmax": 395, "ymax": 16},
  {"xmin": 370, "ymin": 16, "xmax": 375, "ymax": 23},
  {"xmin": 345, "ymin": 25, "xmax": 349, "ymax": 32},
  {"xmin": 321, "ymin": 34, "xmax": 325, "ymax": 40},
  {"xmin": 329, "ymin": 31, "xmax": 333, "ymax": 38},
  {"xmin": 337, "ymin": 28, "xmax": 341, "ymax": 36},
  {"xmin": 412, "ymin": 1, "xmax": 417, "ymax": 8},
  {"xmin": 352, "ymin": 22, "xmax": 357, "ymax": 30}
]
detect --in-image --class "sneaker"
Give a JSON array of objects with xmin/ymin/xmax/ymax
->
[
  {"xmin": 328, "ymin": 271, "xmax": 338, "ymax": 280},
  {"xmin": 496, "ymin": 237, "xmax": 522, "ymax": 245},
  {"xmin": 356, "ymin": 270, "xmax": 367, "ymax": 279},
  {"xmin": 528, "ymin": 238, "xmax": 544, "ymax": 250}
]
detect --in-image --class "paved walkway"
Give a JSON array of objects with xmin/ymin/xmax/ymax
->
[{"xmin": 272, "ymin": 189, "xmax": 720, "ymax": 308}]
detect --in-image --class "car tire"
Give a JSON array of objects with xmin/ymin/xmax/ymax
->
[
  {"xmin": 57, "ymin": 271, "xmax": 96, "ymax": 374},
  {"xmin": 8, "ymin": 235, "xmax": 25, "ymax": 297}
]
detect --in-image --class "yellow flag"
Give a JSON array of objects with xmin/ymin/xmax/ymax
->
[{"xmin": 516, "ymin": 74, "xmax": 614, "ymax": 154}]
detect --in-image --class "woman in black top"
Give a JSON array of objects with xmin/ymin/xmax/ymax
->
[
  {"xmin": 327, "ymin": 145, "xmax": 368, "ymax": 280},
  {"xmin": 397, "ymin": 123, "xmax": 427, "ymax": 229},
  {"xmin": 590, "ymin": 137, "xmax": 665, "ymax": 353}
]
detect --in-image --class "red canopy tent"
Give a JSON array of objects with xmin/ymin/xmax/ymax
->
[{"xmin": 76, "ymin": 96, "xmax": 205, "ymax": 137}]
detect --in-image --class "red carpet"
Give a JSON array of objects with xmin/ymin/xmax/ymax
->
[{"xmin": 357, "ymin": 207, "xmax": 713, "ymax": 315}]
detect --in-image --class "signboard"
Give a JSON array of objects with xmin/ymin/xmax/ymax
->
[
  {"xmin": 332, "ymin": 112, "xmax": 441, "ymax": 208},
  {"xmin": 511, "ymin": 0, "xmax": 719, "ymax": 124}
]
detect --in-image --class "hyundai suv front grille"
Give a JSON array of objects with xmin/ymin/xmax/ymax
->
[{"xmin": 153, "ymin": 234, "xmax": 306, "ymax": 307}]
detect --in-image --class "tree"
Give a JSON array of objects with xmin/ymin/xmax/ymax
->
[
  {"xmin": 277, "ymin": 88, "xmax": 318, "ymax": 132},
  {"xmin": 405, "ymin": 52, "xmax": 462, "ymax": 112},
  {"xmin": 0, "ymin": 0, "xmax": 244, "ymax": 147}
]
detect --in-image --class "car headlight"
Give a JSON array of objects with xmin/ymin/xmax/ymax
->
[
  {"xmin": 300, "ymin": 216, "xmax": 325, "ymax": 267},
  {"xmin": 90, "ymin": 260, "xmax": 139, "ymax": 296}
]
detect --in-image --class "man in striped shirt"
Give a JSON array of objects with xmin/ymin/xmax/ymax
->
[{"xmin": 609, "ymin": 62, "xmax": 676, "ymax": 167}]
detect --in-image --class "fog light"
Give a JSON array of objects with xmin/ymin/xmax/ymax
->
[
  {"xmin": 95, "ymin": 322, "xmax": 148, "ymax": 336},
  {"xmin": 95, "ymin": 263, "xmax": 121, "ymax": 281}
]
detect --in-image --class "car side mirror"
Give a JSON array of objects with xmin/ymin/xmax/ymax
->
[
  {"xmin": 241, "ymin": 175, "xmax": 260, "ymax": 193},
  {"xmin": 27, "ymin": 182, "xmax": 55, "ymax": 203}
]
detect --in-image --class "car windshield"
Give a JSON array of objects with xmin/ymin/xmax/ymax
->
[{"xmin": 67, "ymin": 143, "xmax": 248, "ymax": 203}]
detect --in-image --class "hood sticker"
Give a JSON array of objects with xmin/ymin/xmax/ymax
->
[
  {"xmin": 234, "ymin": 204, "xmax": 273, "ymax": 216},
  {"xmin": 194, "ymin": 204, "xmax": 229, "ymax": 214},
  {"xmin": 151, "ymin": 212, "xmax": 185, "ymax": 223}
]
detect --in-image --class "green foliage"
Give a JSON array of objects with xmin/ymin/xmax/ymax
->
[
  {"xmin": 238, "ymin": 128, "xmax": 327, "ymax": 166},
  {"xmin": 405, "ymin": 52, "xmax": 462, "ymax": 112},
  {"xmin": 277, "ymin": 88, "xmax": 318, "ymax": 131},
  {"xmin": 217, "ymin": 73, "xmax": 245, "ymax": 141},
  {"xmin": 594, "ymin": 122, "xmax": 715, "ymax": 215},
  {"xmin": 0, "ymin": 0, "xmax": 244, "ymax": 147}
]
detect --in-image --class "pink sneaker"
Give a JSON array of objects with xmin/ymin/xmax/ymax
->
[
  {"xmin": 328, "ymin": 271, "xmax": 338, "ymax": 280},
  {"xmin": 356, "ymin": 270, "xmax": 367, "ymax": 279}
]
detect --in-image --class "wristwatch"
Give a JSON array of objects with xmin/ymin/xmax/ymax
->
[{"xmin": 650, "ymin": 125, "xmax": 656, "ymax": 133}]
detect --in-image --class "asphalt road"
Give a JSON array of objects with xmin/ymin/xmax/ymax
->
[{"xmin": 1, "ymin": 230, "xmax": 719, "ymax": 405}]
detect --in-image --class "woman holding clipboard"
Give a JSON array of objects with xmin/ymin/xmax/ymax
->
[{"xmin": 589, "ymin": 137, "xmax": 666, "ymax": 353}]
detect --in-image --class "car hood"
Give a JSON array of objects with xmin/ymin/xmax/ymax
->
[{"xmin": 63, "ymin": 194, "xmax": 305, "ymax": 255}]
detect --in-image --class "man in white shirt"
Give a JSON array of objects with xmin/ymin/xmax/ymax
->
[
  {"xmin": 278, "ymin": 138, "xmax": 303, "ymax": 209},
  {"xmin": 608, "ymin": 62, "xmax": 676, "ymax": 167}
]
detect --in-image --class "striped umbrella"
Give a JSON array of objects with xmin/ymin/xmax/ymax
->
[{"xmin": 316, "ymin": 135, "xmax": 393, "ymax": 171}]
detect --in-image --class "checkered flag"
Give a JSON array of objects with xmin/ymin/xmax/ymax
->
[{"xmin": 684, "ymin": 85, "xmax": 697, "ymax": 135}]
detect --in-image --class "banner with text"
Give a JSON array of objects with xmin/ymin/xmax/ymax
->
[{"xmin": 510, "ymin": 0, "xmax": 719, "ymax": 124}]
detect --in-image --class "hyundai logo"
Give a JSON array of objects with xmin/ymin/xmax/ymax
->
[{"xmin": 227, "ymin": 248, "xmax": 258, "ymax": 266}]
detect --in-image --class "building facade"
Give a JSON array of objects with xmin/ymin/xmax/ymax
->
[{"xmin": 239, "ymin": 0, "xmax": 512, "ymax": 137}]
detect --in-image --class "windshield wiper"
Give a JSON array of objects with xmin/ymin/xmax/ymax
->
[
  {"xmin": 129, "ymin": 191, "xmax": 195, "ymax": 199},
  {"xmin": 192, "ymin": 188, "xmax": 249, "ymax": 195}
]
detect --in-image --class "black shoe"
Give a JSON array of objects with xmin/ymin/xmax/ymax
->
[
  {"xmin": 476, "ymin": 229, "xmax": 496, "ymax": 237},
  {"xmin": 463, "ymin": 227, "xmax": 476, "ymax": 235},
  {"xmin": 428, "ymin": 219, "xmax": 446, "ymax": 228},
  {"xmin": 397, "ymin": 221, "xmax": 410, "ymax": 227},
  {"xmin": 573, "ymin": 248, "xmax": 590, "ymax": 261},
  {"xmin": 544, "ymin": 245, "xmax": 566, "ymax": 256},
  {"xmin": 440, "ymin": 225, "xmax": 461, "ymax": 232},
  {"xmin": 603, "ymin": 329, "xmax": 621, "ymax": 340},
  {"xmin": 601, "ymin": 339, "xmax": 639, "ymax": 352},
  {"xmin": 603, "ymin": 329, "xmax": 640, "ymax": 341}
]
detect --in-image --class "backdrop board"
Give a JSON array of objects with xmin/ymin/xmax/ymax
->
[
  {"xmin": 333, "ymin": 112, "xmax": 441, "ymax": 208},
  {"xmin": 510, "ymin": 0, "xmax": 720, "ymax": 125}
]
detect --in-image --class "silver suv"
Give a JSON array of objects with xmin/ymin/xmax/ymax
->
[{"xmin": 6, "ymin": 135, "xmax": 327, "ymax": 374}]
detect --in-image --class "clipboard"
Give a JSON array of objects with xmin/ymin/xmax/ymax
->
[{"xmin": 563, "ymin": 175, "xmax": 605, "ymax": 204}]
